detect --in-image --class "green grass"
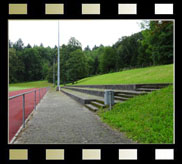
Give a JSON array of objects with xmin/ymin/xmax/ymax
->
[
  {"xmin": 9, "ymin": 80, "xmax": 52, "ymax": 92},
  {"xmin": 98, "ymin": 85, "xmax": 174, "ymax": 144},
  {"xmin": 74, "ymin": 64, "xmax": 173, "ymax": 85}
]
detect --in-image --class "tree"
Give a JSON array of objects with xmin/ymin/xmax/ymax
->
[
  {"xmin": 25, "ymin": 44, "xmax": 32, "ymax": 48},
  {"xmin": 140, "ymin": 21, "xmax": 173, "ymax": 65},
  {"xmin": 21, "ymin": 48, "xmax": 42, "ymax": 81},
  {"xmin": 66, "ymin": 49, "xmax": 88, "ymax": 84},
  {"xmin": 137, "ymin": 41, "xmax": 153, "ymax": 67},
  {"xmin": 47, "ymin": 63, "xmax": 57, "ymax": 83},
  {"xmin": 84, "ymin": 45, "xmax": 104, "ymax": 76},
  {"xmin": 67, "ymin": 37, "xmax": 82, "ymax": 51},
  {"xmin": 100, "ymin": 47, "xmax": 117, "ymax": 73},
  {"xmin": 9, "ymin": 48, "xmax": 25, "ymax": 83},
  {"xmin": 9, "ymin": 40, "xmax": 58, "ymax": 83},
  {"xmin": 92, "ymin": 45, "xmax": 99, "ymax": 51},
  {"xmin": 13, "ymin": 38, "xmax": 24, "ymax": 51},
  {"xmin": 114, "ymin": 33, "xmax": 142, "ymax": 69},
  {"xmin": 40, "ymin": 43, "xmax": 44, "ymax": 47},
  {"xmin": 84, "ymin": 45, "xmax": 91, "ymax": 51},
  {"xmin": 59, "ymin": 38, "xmax": 83, "ymax": 84}
]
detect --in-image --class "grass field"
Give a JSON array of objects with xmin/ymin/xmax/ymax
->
[
  {"xmin": 9, "ymin": 80, "xmax": 52, "ymax": 92},
  {"xmin": 74, "ymin": 64, "xmax": 173, "ymax": 85},
  {"xmin": 98, "ymin": 85, "xmax": 174, "ymax": 144}
]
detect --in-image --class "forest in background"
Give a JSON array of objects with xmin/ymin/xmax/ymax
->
[{"xmin": 9, "ymin": 20, "xmax": 173, "ymax": 84}]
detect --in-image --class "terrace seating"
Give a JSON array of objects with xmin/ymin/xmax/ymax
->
[{"xmin": 60, "ymin": 83, "xmax": 172, "ymax": 112}]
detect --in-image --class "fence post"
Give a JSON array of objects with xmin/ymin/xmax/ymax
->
[
  {"xmin": 22, "ymin": 94, "xmax": 25, "ymax": 128},
  {"xmin": 34, "ymin": 90, "xmax": 36, "ymax": 110}
]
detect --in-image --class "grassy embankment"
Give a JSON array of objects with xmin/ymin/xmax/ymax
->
[
  {"xmin": 98, "ymin": 85, "xmax": 174, "ymax": 144},
  {"xmin": 76, "ymin": 64, "xmax": 174, "ymax": 144},
  {"xmin": 9, "ymin": 80, "xmax": 52, "ymax": 92},
  {"xmin": 74, "ymin": 64, "xmax": 173, "ymax": 85}
]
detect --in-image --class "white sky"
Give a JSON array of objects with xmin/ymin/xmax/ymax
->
[{"xmin": 9, "ymin": 20, "xmax": 143, "ymax": 49}]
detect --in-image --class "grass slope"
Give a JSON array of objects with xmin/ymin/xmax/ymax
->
[
  {"xmin": 9, "ymin": 80, "xmax": 52, "ymax": 92},
  {"xmin": 75, "ymin": 64, "xmax": 173, "ymax": 85},
  {"xmin": 98, "ymin": 85, "xmax": 174, "ymax": 144}
]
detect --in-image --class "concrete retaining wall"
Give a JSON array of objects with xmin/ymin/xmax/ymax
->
[
  {"xmin": 65, "ymin": 83, "xmax": 172, "ymax": 91},
  {"xmin": 65, "ymin": 84, "xmax": 136, "ymax": 90}
]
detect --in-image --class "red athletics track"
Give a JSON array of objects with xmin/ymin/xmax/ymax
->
[{"xmin": 9, "ymin": 88, "xmax": 48, "ymax": 143}]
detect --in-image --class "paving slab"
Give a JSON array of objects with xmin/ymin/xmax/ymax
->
[{"xmin": 13, "ymin": 88, "xmax": 134, "ymax": 144}]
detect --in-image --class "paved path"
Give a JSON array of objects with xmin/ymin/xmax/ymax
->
[{"xmin": 14, "ymin": 88, "xmax": 134, "ymax": 144}]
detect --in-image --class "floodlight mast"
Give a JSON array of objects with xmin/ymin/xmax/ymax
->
[
  {"xmin": 53, "ymin": 57, "xmax": 55, "ymax": 87},
  {"xmin": 57, "ymin": 21, "xmax": 60, "ymax": 91}
]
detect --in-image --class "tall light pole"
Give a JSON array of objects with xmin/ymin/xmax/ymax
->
[
  {"xmin": 57, "ymin": 21, "xmax": 60, "ymax": 91},
  {"xmin": 53, "ymin": 57, "xmax": 55, "ymax": 87}
]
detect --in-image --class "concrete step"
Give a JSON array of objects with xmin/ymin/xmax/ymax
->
[
  {"xmin": 115, "ymin": 93, "xmax": 134, "ymax": 98},
  {"xmin": 60, "ymin": 88, "xmax": 103, "ymax": 106},
  {"xmin": 63, "ymin": 86, "xmax": 146, "ymax": 97},
  {"xmin": 115, "ymin": 90, "xmax": 146, "ymax": 96},
  {"xmin": 63, "ymin": 87, "xmax": 104, "ymax": 97},
  {"xmin": 136, "ymin": 83, "xmax": 172, "ymax": 89},
  {"xmin": 65, "ymin": 84, "xmax": 136, "ymax": 91},
  {"xmin": 137, "ymin": 86, "xmax": 164, "ymax": 89},
  {"xmin": 61, "ymin": 88, "xmax": 104, "ymax": 101},
  {"xmin": 95, "ymin": 99, "xmax": 105, "ymax": 105},
  {"xmin": 61, "ymin": 88, "xmax": 121, "ymax": 105},
  {"xmin": 90, "ymin": 101, "xmax": 105, "ymax": 108},
  {"xmin": 114, "ymin": 96, "xmax": 129, "ymax": 101},
  {"xmin": 62, "ymin": 87, "xmax": 146, "ymax": 103},
  {"xmin": 136, "ymin": 88, "xmax": 159, "ymax": 92},
  {"xmin": 85, "ymin": 104, "xmax": 98, "ymax": 112}
]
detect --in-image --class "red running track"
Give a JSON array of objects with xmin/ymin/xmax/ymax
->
[{"xmin": 9, "ymin": 88, "xmax": 48, "ymax": 143}]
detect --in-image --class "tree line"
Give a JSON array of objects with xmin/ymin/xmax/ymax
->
[{"xmin": 9, "ymin": 20, "xmax": 173, "ymax": 84}]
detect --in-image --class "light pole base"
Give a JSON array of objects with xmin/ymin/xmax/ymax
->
[{"xmin": 56, "ymin": 86, "xmax": 61, "ymax": 91}]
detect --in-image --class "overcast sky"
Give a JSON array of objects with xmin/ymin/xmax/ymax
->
[{"xmin": 9, "ymin": 20, "xmax": 143, "ymax": 49}]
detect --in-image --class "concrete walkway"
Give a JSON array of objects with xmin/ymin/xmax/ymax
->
[{"xmin": 14, "ymin": 88, "xmax": 134, "ymax": 144}]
